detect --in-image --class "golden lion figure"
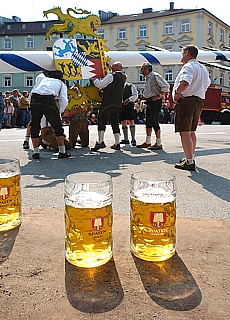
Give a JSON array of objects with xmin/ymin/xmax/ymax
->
[
  {"xmin": 67, "ymin": 82, "xmax": 102, "ymax": 112},
  {"xmin": 43, "ymin": 7, "xmax": 102, "ymax": 39}
]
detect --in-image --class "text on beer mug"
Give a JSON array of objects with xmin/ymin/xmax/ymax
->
[{"xmin": 130, "ymin": 170, "xmax": 176, "ymax": 262}]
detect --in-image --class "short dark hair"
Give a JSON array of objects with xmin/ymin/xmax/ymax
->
[
  {"xmin": 183, "ymin": 45, "xmax": 198, "ymax": 58},
  {"xmin": 44, "ymin": 70, "xmax": 63, "ymax": 80}
]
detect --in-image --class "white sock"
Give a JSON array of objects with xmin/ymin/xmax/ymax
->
[
  {"xmin": 156, "ymin": 138, "xmax": 161, "ymax": 146},
  {"xmin": 146, "ymin": 136, "xmax": 151, "ymax": 144},
  {"xmin": 186, "ymin": 158, "xmax": 194, "ymax": 164},
  {"xmin": 114, "ymin": 133, "xmax": 120, "ymax": 145},
  {"xmin": 34, "ymin": 147, "xmax": 39, "ymax": 154},
  {"xmin": 98, "ymin": 131, "xmax": 105, "ymax": 143},
  {"xmin": 58, "ymin": 145, "xmax": 65, "ymax": 153}
]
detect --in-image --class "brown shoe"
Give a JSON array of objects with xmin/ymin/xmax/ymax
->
[
  {"xmin": 136, "ymin": 142, "xmax": 151, "ymax": 148},
  {"xmin": 110, "ymin": 144, "xmax": 120, "ymax": 150},
  {"xmin": 91, "ymin": 141, "xmax": 106, "ymax": 152},
  {"xmin": 148, "ymin": 143, "xmax": 163, "ymax": 150},
  {"xmin": 174, "ymin": 159, "xmax": 195, "ymax": 171}
]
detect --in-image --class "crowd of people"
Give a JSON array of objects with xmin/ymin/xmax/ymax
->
[
  {"xmin": 0, "ymin": 45, "xmax": 211, "ymax": 170},
  {"xmin": 0, "ymin": 89, "xmax": 30, "ymax": 130}
]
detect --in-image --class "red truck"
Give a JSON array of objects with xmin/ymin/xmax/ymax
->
[
  {"xmin": 201, "ymin": 86, "xmax": 230, "ymax": 125},
  {"xmin": 168, "ymin": 84, "xmax": 230, "ymax": 125}
]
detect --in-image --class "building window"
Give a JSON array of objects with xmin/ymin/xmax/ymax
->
[
  {"xmin": 22, "ymin": 24, "xmax": 26, "ymax": 30},
  {"xmin": 208, "ymin": 22, "xmax": 213, "ymax": 35},
  {"xmin": 6, "ymin": 24, "xmax": 11, "ymax": 30},
  {"xmin": 164, "ymin": 22, "xmax": 173, "ymax": 35},
  {"xmin": 4, "ymin": 38, "xmax": 12, "ymax": 49},
  {"xmin": 220, "ymin": 74, "xmax": 224, "ymax": 86},
  {"xmin": 164, "ymin": 70, "xmax": 173, "ymax": 82},
  {"xmin": 25, "ymin": 75, "xmax": 34, "ymax": 87},
  {"xmin": 25, "ymin": 37, "xmax": 34, "ymax": 49},
  {"xmin": 118, "ymin": 27, "xmax": 126, "ymax": 39},
  {"xmin": 181, "ymin": 19, "xmax": 190, "ymax": 33},
  {"xmin": 74, "ymin": 34, "xmax": 84, "ymax": 39},
  {"xmin": 3, "ymin": 75, "xmax": 12, "ymax": 87},
  {"xmin": 97, "ymin": 29, "xmax": 105, "ymax": 39},
  {"xmin": 164, "ymin": 45, "xmax": 173, "ymax": 51},
  {"xmin": 137, "ymin": 46, "xmax": 147, "ymax": 51},
  {"xmin": 139, "ymin": 25, "xmax": 147, "ymax": 38},
  {"xmin": 50, "ymin": 34, "xmax": 59, "ymax": 41},
  {"xmin": 220, "ymin": 29, "xmax": 224, "ymax": 42},
  {"xmin": 42, "ymin": 23, "xmax": 46, "ymax": 29}
]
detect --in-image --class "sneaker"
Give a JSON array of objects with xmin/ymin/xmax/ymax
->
[
  {"xmin": 136, "ymin": 142, "xmax": 151, "ymax": 148},
  {"xmin": 148, "ymin": 143, "xmax": 163, "ymax": 150},
  {"xmin": 120, "ymin": 139, "xmax": 130, "ymax": 144},
  {"xmin": 23, "ymin": 141, "xmax": 29, "ymax": 149},
  {"xmin": 174, "ymin": 159, "xmax": 195, "ymax": 171},
  {"xmin": 110, "ymin": 144, "xmax": 120, "ymax": 150},
  {"xmin": 58, "ymin": 151, "xmax": 71, "ymax": 158},
  {"xmin": 91, "ymin": 141, "xmax": 106, "ymax": 152},
  {"xmin": 131, "ymin": 139, "xmax": 137, "ymax": 146},
  {"xmin": 32, "ymin": 153, "xmax": 40, "ymax": 159}
]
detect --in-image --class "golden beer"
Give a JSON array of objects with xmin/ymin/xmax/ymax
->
[
  {"xmin": 130, "ymin": 196, "xmax": 176, "ymax": 261},
  {"xmin": 130, "ymin": 170, "xmax": 176, "ymax": 262},
  {"xmin": 64, "ymin": 172, "xmax": 113, "ymax": 268},
  {"xmin": 0, "ymin": 172, "xmax": 21, "ymax": 231},
  {"xmin": 65, "ymin": 202, "xmax": 112, "ymax": 268}
]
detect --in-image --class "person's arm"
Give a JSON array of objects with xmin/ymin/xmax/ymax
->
[
  {"xmin": 123, "ymin": 84, "xmax": 138, "ymax": 105},
  {"xmin": 174, "ymin": 75, "xmax": 190, "ymax": 103},
  {"xmin": 155, "ymin": 73, "xmax": 170, "ymax": 93},
  {"xmin": 94, "ymin": 74, "xmax": 113, "ymax": 89},
  {"xmin": 58, "ymin": 81, "xmax": 68, "ymax": 113}
]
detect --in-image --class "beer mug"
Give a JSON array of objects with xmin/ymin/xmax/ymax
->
[
  {"xmin": 64, "ymin": 172, "xmax": 113, "ymax": 268},
  {"xmin": 0, "ymin": 157, "xmax": 21, "ymax": 231},
  {"xmin": 130, "ymin": 170, "xmax": 176, "ymax": 262}
]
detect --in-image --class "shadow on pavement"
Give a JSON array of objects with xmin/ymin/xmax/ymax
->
[
  {"xmin": 189, "ymin": 167, "xmax": 230, "ymax": 202},
  {"xmin": 0, "ymin": 226, "xmax": 19, "ymax": 264},
  {"xmin": 65, "ymin": 257, "xmax": 124, "ymax": 313},
  {"xmin": 133, "ymin": 252, "xmax": 202, "ymax": 311}
]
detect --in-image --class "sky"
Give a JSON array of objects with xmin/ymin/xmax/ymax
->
[{"xmin": 1, "ymin": 0, "xmax": 229, "ymax": 25}]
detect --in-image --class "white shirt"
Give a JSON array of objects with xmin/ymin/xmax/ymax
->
[
  {"xmin": 124, "ymin": 82, "xmax": 138, "ymax": 102},
  {"xmin": 94, "ymin": 71, "xmax": 124, "ymax": 89},
  {"xmin": 30, "ymin": 76, "xmax": 68, "ymax": 113},
  {"xmin": 94, "ymin": 73, "xmax": 113, "ymax": 89},
  {"xmin": 173, "ymin": 59, "xmax": 211, "ymax": 99}
]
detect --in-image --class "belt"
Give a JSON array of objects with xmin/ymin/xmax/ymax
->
[
  {"xmin": 184, "ymin": 95, "xmax": 202, "ymax": 100},
  {"xmin": 32, "ymin": 93, "xmax": 54, "ymax": 98},
  {"xmin": 146, "ymin": 95, "xmax": 162, "ymax": 102}
]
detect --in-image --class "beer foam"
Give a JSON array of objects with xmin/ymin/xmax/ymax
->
[
  {"xmin": 66, "ymin": 191, "xmax": 111, "ymax": 208},
  {"xmin": 0, "ymin": 171, "xmax": 19, "ymax": 178},
  {"xmin": 133, "ymin": 187, "xmax": 174, "ymax": 203}
]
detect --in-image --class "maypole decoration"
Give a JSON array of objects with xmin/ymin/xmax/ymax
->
[{"xmin": 43, "ymin": 7, "xmax": 110, "ymax": 112}]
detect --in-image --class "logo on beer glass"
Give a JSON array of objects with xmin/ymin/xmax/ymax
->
[
  {"xmin": 91, "ymin": 217, "xmax": 104, "ymax": 230},
  {"xmin": 150, "ymin": 211, "xmax": 167, "ymax": 227},
  {"xmin": 0, "ymin": 186, "xmax": 10, "ymax": 200}
]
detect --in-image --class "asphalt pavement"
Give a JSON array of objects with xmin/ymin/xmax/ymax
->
[{"xmin": 0, "ymin": 123, "xmax": 229, "ymax": 219}]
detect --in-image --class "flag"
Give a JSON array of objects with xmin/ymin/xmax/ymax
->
[{"xmin": 72, "ymin": 51, "xmax": 88, "ymax": 67}]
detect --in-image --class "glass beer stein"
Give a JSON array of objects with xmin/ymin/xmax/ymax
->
[
  {"xmin": 0, "ymin": 157, "xmax": 21, "ymax": 231},
  {"xmin": 130, "ymin": 170, "xmax": 176, "ymax": 262},
  {"xmin": 64, "ymin": 172, "xmax": 113, "ymax": 268}
]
